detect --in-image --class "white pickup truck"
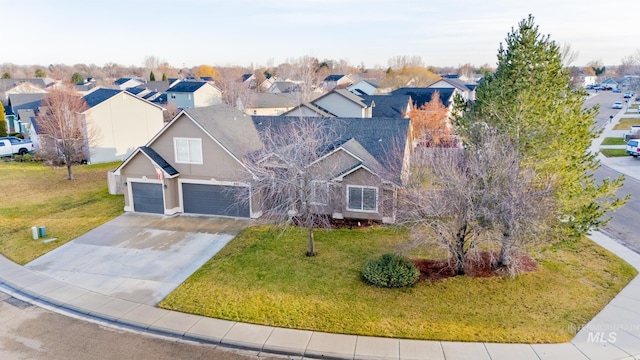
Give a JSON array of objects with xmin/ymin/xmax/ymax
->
[{"xmin": 0, "ymin": 136, "xmax": 35, "ymax": 157}]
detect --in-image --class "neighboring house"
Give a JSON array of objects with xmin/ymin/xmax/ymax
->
[
  {"xmin": 114, "ymin": 77, "xmax": 144, "ymax": 90},
  {"xmin": 241, "ymin": 93, "xmax": 298, "ymax": 116},
  {"xmin": 360, "ymin": 94, "xmax": 412, "ymax": 118},
  {"xmin": 311, "ymin": 89, "xmax": 373, "ymax": 118},
  {"xmin": 323, "ymin": 74, "xmax": 356, "ymax": 90},
  {"xmin": 427, "ymin": 75, "xmax": 476, "ymax": 101},
  {"xmin": 68, "ymin": 88, "xmax": 165, "ymax": 164},
  {"xmin": 166, "ymin": 81, "xmax": 222, "ymax": 109},
  {"xmin": 282, "ymin": 102, "xmax": 336, "ymax": 118},
  {"xmin": 135, "ymin": 80, "xmax": 172, "ymax": 93},
  {"xmin": 253, "ymin": 116, "xmax": 412, "ymax": 224},
  {"xmin": 5, "ymin": 93, "xmax": 48, "ymax": 134},
  {"xmin": 0, "ymin": 78, "xmax": 53, "ymax": 102},
  {"xmin": 347, "ymin": 79, "xmax": 382, "ymax": 96},
  {"xmin": 112, "ymin": 104, "xmax": 263, "ymax": 218},
  {"xmin": 601, "ymin": 78, "xmax": 619, "ymax": 89},
  {"xmin": 242, "ymin": 73, "xmax": 257, "ymax": 89},
  {"xmin": 267, "ymin": 81, "xmax": 299, "ymax": 95},
  {"xmin": 392, "ymin": 87, "xmax": 456, "ymax": 110}
]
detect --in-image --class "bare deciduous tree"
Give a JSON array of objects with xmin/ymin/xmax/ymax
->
[
  {"xmin": 399, "ymin": 125, "xmax": 553, "ymax": 275},
  {"xmin": 246, "ymin": 117, "xmax": 341, "ymax": 256},
  {"xmin": 36, "ymin": 83, "xmax": 99, "ymax": 180}
]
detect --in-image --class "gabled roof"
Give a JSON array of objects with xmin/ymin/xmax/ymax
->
[
  {"xmin": 114, "ymin": 77, "xmax": 143, "ymax": 86},
  {"xmin": 360, "ymin": 94, "xmax": 411, "ymax": 118},
  {"xmin": 125, "ymin": 87, "xmax": 146, "ymax": 96},
  {"xmin": 136, "ymin": 81, "xmax": 171, "ymax": 93},
  {"xmin": 182, "ymin": 105, "xmax": 263, "ymax": 160},
  {"xmin": 282, "ymin": 102, "xmax": 335, "ymax": 117},
  {"xmin": 392, "ymin": 87, "xmax": 455, "ymax": 108},
  {"xmin": 83, "ymin": 88, "xmax": 121, "ymax": 108},
  {"xmin": 242, "ymin": 73, "xmax": 255, "ymax": 82},
  {"xmin": 431, "ymin": 77, "xmax": 473, "ymax": 92},
  {"xmin": 269, "ymin": 81, "xmax": 299, "ymax": 93},
  {"xmin": 139, "ymin": 146, "xmax": 179, "ymax": 176},
  {"xmin": 7, "ymin": 93, "xmax": 47, "ymax": 113},
  {"xmin": 314, "ymin": 89, "xmax": 370, "ymax": 109},
  {"xmin": 166, "ymin": 81, "xmax": 208, "ymax": 93},
  {"xmin": 0, "ymin": 78, "xmax": 53, "ymax": 92},
  {"xmin": 324, "ymin": 74, "xmax": 346, "ymax": 82},
  {"xmin": 251, "ymin": 116, "xmax": 410, "ymax": 184}
]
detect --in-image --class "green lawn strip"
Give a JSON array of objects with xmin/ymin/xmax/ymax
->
[
  {"xmin": 0, "ymin": 161, "xmax": 123, "ymax": 264},
  {"xmin": 613, "ymin": 118, "xmax": 640, "ymax": 130},
  {"xmin": 601, "ymin": 137, "xmax": 627, "ymax": 146},
  {"xmin": 159, "ymin": 226, "xmax": 636, "ymax": 343},
  {"xmin": 600, "ymin": 149, "xmax": 630, "ymax": 157}
]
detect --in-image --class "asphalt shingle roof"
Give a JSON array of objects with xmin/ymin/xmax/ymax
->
[
  {"xmin": 139, "ymin": 146, "xmax": 179, "ymax": 176},
  {"xmin": 251, "ymin": 116, "xmax": 410, "ymax": 184},
  {"xmin": 184, "ymin": 104, "xmax": 263, "ymax": 160},
  {"xmin": 392, "ymin": 87, "xmax": 455, "ymax": 108},
  {"xmin": 167, "ymin": 81, "xmax": 207, "ymax": 93},
  {"xmin": 360, "ymin": 94, "xmax": 411, "ymax": 118},
  {"xmin": 83, "ymin": 88, "xmax": 122, "ymax": 108}
]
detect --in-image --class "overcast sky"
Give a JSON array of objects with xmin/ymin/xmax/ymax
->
[{"xmin": 4, "ymin": 0, "xmax": 638, "ymax": 69}]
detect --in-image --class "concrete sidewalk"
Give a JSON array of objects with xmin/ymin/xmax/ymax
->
[{"xmin": 2, "ymin": 103, "xmax": 640, "ymax": 359}]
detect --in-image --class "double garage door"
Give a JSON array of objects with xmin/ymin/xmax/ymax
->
[
  {"xmin": 130, "ymin": 181, "xmax": 250, "ymax": 218},
  {"xmin": 182, "ymin": 183, "xmax": 250, "ymax": 218}
]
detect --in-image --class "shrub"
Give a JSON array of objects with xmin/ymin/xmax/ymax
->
[{"xmin": 362, "ymin": 253, "xmax": 420, "ymax": 288}]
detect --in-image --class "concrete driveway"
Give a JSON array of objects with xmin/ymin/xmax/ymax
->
[{"xmin": 26, "ymin": 213, "xmax": 249, "ymax": 305}]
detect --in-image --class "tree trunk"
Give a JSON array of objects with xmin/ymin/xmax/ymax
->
[
  {"xmin": 499, "ymin": 232, "xmax": 512, "ymax": 267},
  {"xmin": 306, "ymin": 223, "xmax": 316, "ymax": 257},
  {"xmin": 66, "ymin": 163, "xmax": 74, "ymax": 180},
  {"xmin": 454, "ymin": 234, "xmax": 465, "ymax": 275}
]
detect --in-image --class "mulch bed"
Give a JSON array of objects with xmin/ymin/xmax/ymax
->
[{"xmin": 412, "ymin": 251, "xmax": 538, "ymax": 281}]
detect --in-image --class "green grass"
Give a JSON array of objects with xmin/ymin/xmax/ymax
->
[
  {"xmin": 0, "ymin": 161, "xmax": 124, "ymax": 264},
  {"xmin": 613, "ymin": 118, "xmax": 640, "ymax": 130},
  {"xmin": 160, "ymin": 226, "xmax": 636, "ymax": 343},
  {"xmin": 600, "ymin": 149, "xmax": 630, "ymax": 157},
  {"xmin": 601, "ymin": 137, "xmax": 627, "ymax": 146}
]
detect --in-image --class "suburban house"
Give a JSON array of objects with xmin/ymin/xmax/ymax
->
[
  {"xmin": 283, "ymin": 89, "xmax": 411, "ymax": 119},
  {"xmin": 392, "ymin": 87, "xmax": 456, "ymax": 110},
  {"xmin": 323, "ymin": 74, "xmax": 357, "ymax": 90},
  {"xmin": 347, "ymin": 79, "xmax": 386, "ymax": 95},
  {"xmin": 241, "ymin": 73, "xmax": 257, "ymax": 89},
  {"xmin": 114, "ymin": 77, "xmax": 144, "ymax": 90},
  {"xmin": 111, "ymin": 104, "xmax": 411, "ymax": 224},
  {"xmin": 240, "ymin": 93, "xmax": 298, "ymax": 116},
  {"xmin": 427, "ymin": 75, "xmax": 476, "ymax": 101},
  {"xmin": 0, "ymin": 78, "xmax": 53, "ymax": 102},
  {"xmin": 306, "ymin": 89, "xmax": 373, "ymax": 118},
  {"xmin": 165, "ymin": 81, "xmax": 222, "ymax": 109},
  {"xmin": 77, "ymin": 88, "xmax": 165, "ymax": 163},
  {"xmin": 252, "ymin": 116, "xmax": 411, "ymax": 224},
  {"xmin": 5, "ymin": 93, "xmax": 48, "ymax": 134},
  {"xmin": 112, "ymin": 104, "xmax": 263, "ymax": 217},
  {"xmin": 601, "ymin": 78, "xmax": 619, "ymax": 90}
]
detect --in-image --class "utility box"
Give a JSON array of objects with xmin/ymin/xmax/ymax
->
[{"xmin": 38, "ymin": 226, "xmax": 46, "ymax": 238}]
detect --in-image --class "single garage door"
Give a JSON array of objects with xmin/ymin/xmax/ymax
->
[
  {"xmin": 182, "ymin": 183, "xmax": 250, "ymax": 217},
  {"xmin": 131, "ymin": 182, "xmax": 164, "ymax": 214}
]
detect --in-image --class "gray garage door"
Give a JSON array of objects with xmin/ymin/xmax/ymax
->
[
  {"xmin": 131, "ymin": 182, "xmax": 164, "ymax": 214},
  {"xmin": 182, "ymin": 183, "xmax": 250, "ymax": 217}
]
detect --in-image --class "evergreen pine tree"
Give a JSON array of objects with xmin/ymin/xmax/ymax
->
[
  {"xmin": 162, "ymin": 73, "xmax": 167, "ymax": 81},
  {"xmin": 459, "ymin": 15, "xmax": 627, "ymax": 239},
  {"xmin": 150, "ymin": 71, "xmax": 156, "ymax": 81}
]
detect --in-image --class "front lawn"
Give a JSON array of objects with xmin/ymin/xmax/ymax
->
[
  {"xmin": 600, "ymin": 149, "xmax": 630, "ymax": 157},
  {"xmin": 0, "ymin": 161, "xmax": 123, "ymax": 264},
  {"xmin": 613, "ymin": 118, "xmax": 640, "ymax": 130},
  {"xmin": 601, "ymin": 137, "xmax": 627, "ymax": 146},
  {"xmin": 160, "ymin": 226, "xmax": 636, "ymax": 343}
]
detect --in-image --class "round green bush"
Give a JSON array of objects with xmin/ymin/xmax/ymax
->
[{"xmin": 362, "ymin": 253, "xmax": 420, "ymax": 288}]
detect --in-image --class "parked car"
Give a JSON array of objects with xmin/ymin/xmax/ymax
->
[
  {"xmin": 612, "ymin": 101, "xmax": 623, "ymax": 109},
  {"xmin": 613, "ymin": 88, "xmax": 622, "ymax": 93},
  {"xmin": 627, "ymin": 139, "xmax": 640, "ymax": 157},
  {"xmin": 624, "ymin": 92, "xmax": 633, "ymax": 98},
  {"xmin": 0, "ymin": 136, "xmax": 34, "ymax": 157}
]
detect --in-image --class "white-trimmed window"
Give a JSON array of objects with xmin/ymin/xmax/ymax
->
[
  {"xmin": 174, "ymin": 137, "xmax": 203, "ymax": 164},
  {"xmin": 347, "ymin": 185, "xmax": 377, "ymax": 212},
  {"xmin": 311, "ymin": 181, "xmax": 328, "ymax": 205}
]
